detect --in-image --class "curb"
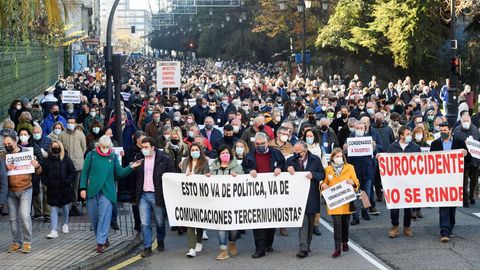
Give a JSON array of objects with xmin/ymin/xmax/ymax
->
[{"xmin": 67, "ymin": 236, "xmax": 142, "ymax": 270}]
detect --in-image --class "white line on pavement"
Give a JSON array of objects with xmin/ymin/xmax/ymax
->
[
  {"xmin": 319, "ymin": 218, "xmax": 391, "ymax": 270},
  {"xmin": 472, "ymin": 213, "xmax": 480, "ymax": 218}
]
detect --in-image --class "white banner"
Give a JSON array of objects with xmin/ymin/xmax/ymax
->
[
  {"xmin": 113, "ymin": 147, "xmax": 123, "ymax": 163},
  {"xmin": 347, "ymin": 136, "xmax": 373, "ymax": 157},
  {"xmin": 163, "ymin": 172, "xmax": 310, "ymax": 230},
  {"xmin": 120, "ymin": 92, "xmax": 131, "ymax": 102},
  {"xmin": 321, "ymin": 181, "xmax": 357, "ymax": 210},
  {"xmin": 466, "ymin": 137, "xmax": 480, "ymax": 159},
  {"xmin": 62, "ymin": 90, "xmax": 81, "ymax": 104},
  {"xmin": 420, "ymin": 147, "xmax": 430, "ymax": 153},
  {"xmin": 6, "ymin": 150, "xmax": 35, "ymax": 176},
  {"xmin": 157, "ymin": 61, "xmax": 181, "ymax": 89},
  {"xmin": 378, "ymin": 150, "xmax": 464, "ymax": 209}
]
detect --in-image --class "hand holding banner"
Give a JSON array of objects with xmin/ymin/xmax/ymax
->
[
  {"xmin": 465, "ymin": 137, "xmax": 480, "ymax": 159},
  {"xmin": 162, "ymin": 172, "xmax": 310, "ymax": 230}
]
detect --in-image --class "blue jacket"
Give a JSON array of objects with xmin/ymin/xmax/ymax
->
[
  {"xmin": 110, "ymin": 120, "xmax": 137, "ymax": 149},
  {"xmin": 33, "ymin": 134, "xmax": 52, "ymax": 151},
  {"xmin": 286, "ymin": 151, "xmax": 324, "ymax": 214},
  {"xmin": 41, "ymin": 114, "xmax": 67, "ymax": 136},
  {"xmin": 200, "ymin": 128, "xmax": 223, "ymax": 145},
  {"xmin": 242, "ymin": 147, "xmax": 286, "ymax": 174}
]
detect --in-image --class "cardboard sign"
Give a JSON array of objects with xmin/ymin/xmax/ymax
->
[
  {"xmin": 62, "ymin": 91, "xmax": 81, "ymax": 104},
  {"xmin": 120, "ymin": 92, "xmax": 131, "ymax": 102},
  {"xmin": 157, "ymin": 61, "xmax": 181, "ymax": 89},
  {"xmin": 466, "ymin": 137, "xmax": 480, "ymax": 159},
  {"xmin": 321, "ymin": 181, "xmax": 357, "ymax": 210},
  {"xmin": 6, "ymin": 150, "xmax": 35, "ymax": 176},
  {"xmin": 347, "ymin": 136, "xmax": 373, "ymax": 157}
]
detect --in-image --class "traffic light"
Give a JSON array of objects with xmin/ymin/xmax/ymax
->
[
  {"xmin": 189, "ymin": 42, "xmax": 194, "ymax": 48},
  {"xmin": 450, "ymin": 58, "xmax": 461, "ymax": 75},
  {"xmin": 131, "ymin": 26, "xmax": 136, "ymax": 33}
]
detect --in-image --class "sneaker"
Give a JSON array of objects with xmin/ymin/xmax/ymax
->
[
  {"xmin": 157, "ymin": 240, "xmax": 165, "ymax": 251},
  {"xmin": 368, "ymin": 207, "xmax": 380, "ymax": 215},
  {"xmin": 141, "ymin": 248, "xmax": 152, "ymax": 258},
  {"xmin": 22, "ymin": 242, "xmax": 31, "ymax": 253},
  {"xmin": 313, "ymin": 225, "xmax": 322, "ymax": 236},
  {"xmin": 216, "ymin": 249, "xmax": 229, "ymax": 261},
  {"xmin": 342, "ymin": 242, "xmax": 349, "ymax": 252},
  {"xmin": 403, "ymin": 227, "xmax": 414, "ymax": 237},
  {"xmin": 46, "ymin": 230, "xmax": 59, "ymax": 239},
  {"xmin": 202, "ymin": 230, "xmax": 208, "ymax": 240},
  {"xmin": 441, "ymin": 236, "xmax": 449, "ymax": 242},
  {"xmin": 32, "ymin": 215, "xmax": 42, "ymax": 220},
  {"xmin": 195, "ymin": 243, "xmax": 203, "ymax": 252},
  {"xmin": 61, "ymin": 224, "xmax": 69, "ymax": 234},
  {"xmin": 7, "ymin": 243, "xmax": 21, "ymax": 253},
  {"xmin": 389, "ymin": 226, "xmax": 399, "ymax": 238},
  {"xmin": 296, "ymin": 250, "xmax": 308, "ymax": 258},
  {"xmin": 111, "ymin": 222, "xmax": 119, "ymax": 230},
  {"xmin": 186, "ymin": 248, "xmax": 196, "ymax": 257},
  {"xmin": 228, "ymin": 242, "xmax": 238, "ymax": 255},
  {"xmin": 279, "ymin": 228, "xmax": 288, "ymax": 236},
  {"xmin": 43, "ymin": 215, "xmax": 50, "ymax": 222},
  {"xmin": 332, "ymin": 249, "xmax": 341, "ymax": 258}
]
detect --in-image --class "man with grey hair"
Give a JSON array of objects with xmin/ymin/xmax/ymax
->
[
  {"xmin": 200, "ymin": 116, "xmax": 223, "ymax": 145},
  {"xmin": 242, "ymin": 132, "xmax": 285, "ymax": 259},
  {"xmin": 453, "ymin": 114, "xmax": 480, "ymax": 207},
  {"xmin": 241, "ymin": 115, "xmax": 274, "ymax": 149},
  {"xmin": 312, "ymin": 117, "xmax": 339, "ymax": 156},
  {"xmin": 286, "ymin": 140, "xmax": 324, "ymax": 258}
]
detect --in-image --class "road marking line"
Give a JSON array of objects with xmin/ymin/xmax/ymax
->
[
  {"xmin": 319, "ymin": 218, "xmax": 390, "ymax": 270},
  {"xmin": 107, "ymin": 240, "xmax": 158, "ymax": 270},
  {"xmin": 472, "ymin": 213, "xmax": 480, "ymax": 218}
]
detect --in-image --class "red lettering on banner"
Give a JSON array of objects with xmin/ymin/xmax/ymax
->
[
  {"xmin": 425, "ymin": 187, "xmax": 462, "ymax": 202},
  {"xmin": 379, "ymin": 157, "xmax": 385, "ymax": 177},
  {"xmin": 385, "ymin": 189, "xmax": 400, "ymax": 204},
  {"xmin": 393, "ymin": 157, "xmax": 400, "ymax": 176},
  {"xmin": 426, "ymin": 188, "xmax": 434, "ymax": 202},
  {"xmin": 458, "ymin": 153, "xmax": 464, "ymax": 173},
  {"xmin": 413, "ymin": 188, "xmax": 421, "ymax": 203},
  {"xmin": 405, "ymin": 188, "xmax": 413, "ymax": 203}
]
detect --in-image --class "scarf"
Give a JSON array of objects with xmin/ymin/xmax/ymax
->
[
  {"xmin": 96, "ymin": 146, "xmax": 112, "ymax": 157},
  {"xmin": 332, "ymin": 163, "xmax": 344, "ymax": 176}
]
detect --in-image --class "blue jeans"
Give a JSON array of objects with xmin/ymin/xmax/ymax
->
[
  {"xmin": 87, "ymin": 192, "xmax": 112, "ymax": 245},
  {"xmin": 218, "ymin": 230, "xmax": 237, "ymax": 250},
  {"xmin": 7, "ymin": 188, "xmax": 33, "ymax": 244},
  {"xmin": 439, "ymin": 207, "xmax": 456, "ymax": 237},
  {"xmin": 50, "ymin": 203, "xmax": 70, "ymax": 231},
  {"xmin": 353, "ymin": 178, "xmax": 372, "ymax": 219},
  {"xmin": 139, "ymin": 192, "xmax": 166, "ymax": 248}
]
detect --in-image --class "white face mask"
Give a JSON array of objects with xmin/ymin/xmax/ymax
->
[
  {"xmin": 462, "ymin": 122, "xmax": 471, "ymax": 130},
  {"xmin": 355, "ymin": 130, "xmax": 365, "ymax": 137},
  {"xmin": 19, "ymin": 135, "xmax": 29, "ymax": 143},
  {"xmin": 279, "ymin": 135, "xmax": 289, "ymax": 143},
  {"xmin": 101, "ymin": 147, "xmax": 110, "ymax": 154},
  {"xmin": 333, "ymin": 157, "xmax": 344, "ymax": 165},
  {"xmin": 236, "ymin": 146, "xmax": 244, "ymax": 156},
  {"xmin": 54, "ymin": 129, "xmax": 62, "ymax": 135},
  {"xmin": 415, "ymin": 133, "xmax": 423, "ymax": 142},
  {"xmin": 233, "ymin": 126, "xmax": 240, "ymax": 133}
]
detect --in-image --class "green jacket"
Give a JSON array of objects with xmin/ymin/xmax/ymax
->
[
  {"xmin": 210, "ymin": 158, "xmax": 244, "ymax": 175},
  {"xmin": 80, "ymin": 150, "xmax": 133, "ymax": 203}
]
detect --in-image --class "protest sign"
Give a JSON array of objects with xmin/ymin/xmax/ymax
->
[
  {"xmin": 321, "ymin": 181, "xmax": 357, "ymax": 210},
  {"xmin": 378, "ymin": 150, "xmax": 464, "ymax": 209},
  {"xmin": 120, "ymin": 92, "xmax": 131, "ymax": 102},
  {"xmin": 421, "ymin": 147, "xmax": 430, "ymax": 153},
  {"xmin": 6, "ymin": 150, "xmax": 35, "ymax": 176},
  {"xmin": 466, "ymin": 137, "xmax": 480, "ymax": 159},
  {"xmin": 62, "ymin": 91, "xmax": 81, "ymax": 104},
  {"xmin": 157, "ymin": 61, "xmax": 181, "ymax": 89},
  {"xmin": 113, "ymin": 147, "xmax": 123, "ymax": 163},
  {"xmin": 163, "ymin": 172, "xmax": 310, "ymax": 230},
  {"xmin": 347, "ymin": 136, "xmax": 373, "ymax": 157}
]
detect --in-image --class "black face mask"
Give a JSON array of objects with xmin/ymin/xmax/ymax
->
[
  {"xmin": 294, "ymin": 152, "xmax": 301, "ymax": 159},
  {"xmin": 52, "ymin": 111, "xmax": 59, "ymax": 116},
  {"xmin": 224, "ymin": 135, "xmax": 233, "ymax": 142},
  {"xmin": 51, "ymin": 147, "xmax": 61, "ymax": 155},
  {"xmin": 308, "ymin": 115, "xmax": 315, "ymax": 122},
  {"xmin": 321, "ymin": 125, "xmax": 328, "ymax": 132},
  {"xmin": 258, "ymin": 124, "xmax": 265, "ymax": 131},
  {"xmin": 5, "ymin": 145, "xmax": 14, "ymax": 153},
  {"xmin": 253, "ymin": 106, "xmax": 259, "ymax": 111},
  {"xmin": 170, "ymin": 139, "xmax": 179, "ymax": 145},
  {"xmin": 341, "ymin": 113, "xmax": 348, "ymax": 119}
]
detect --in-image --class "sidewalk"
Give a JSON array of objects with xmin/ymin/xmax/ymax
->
[{"xmin": 0, "ymin": 203, "xmax": 141, "ymax": 270}]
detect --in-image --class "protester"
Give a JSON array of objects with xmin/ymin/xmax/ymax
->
[
  {"xmin": 429, "ymin": 122, "xmax": 469, "ymax": 242},
  {"xmin": 79, "ymin": 135, "xmax": 142, "ymax": 253},
  {"xmin": 5, "ymin": 133, "xmax": 41, "ymax": 254},
  {"xmin": 321, "ymin": 148, "xmax": 359, "ymax": 258},
  {"xmin": 242, "ymin": 132, "xmax": 285, "ymax": 258},
  {"xmin": 210, "ymin": 145, "xmax": 244, "ymax": 260},
  {"xmin": 181, "ymin": 143, "xmax": 210, "ymax": 258},
  {"xmin": 42, "ymin": 140, "xmax": 76, "ymax": 239},
  {"xmin": 286, "ymin": 141, "xmax": 324, "ymax": 258},
  {"xmin": 133, "ymin": 136, "xmax": 175, "ymax": 257}
]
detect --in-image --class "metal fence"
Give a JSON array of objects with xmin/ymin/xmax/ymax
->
[{"xmin": 0, "ymin": 44, "xmax": 59, "ymax": 120}]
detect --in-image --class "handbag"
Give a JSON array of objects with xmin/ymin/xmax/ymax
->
[{"xmin": 349, "ymin": 190, "xmax": 371, "ymax": 212}]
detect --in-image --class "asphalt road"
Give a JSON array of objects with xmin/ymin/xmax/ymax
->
[{"xmin": 104, "ymin": 199, "xmax": 480, "ymax": 270}]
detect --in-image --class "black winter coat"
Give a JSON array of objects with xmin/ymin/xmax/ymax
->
[
  {"xmin": 133, "ymin": 150, "xmax": 175, "ymax": 207},
  {"xmin": 41, "ymin": 154, "xmax": 76, "ymax": 207}
]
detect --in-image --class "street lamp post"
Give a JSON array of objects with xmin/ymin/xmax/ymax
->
[
  {"xmin": 297, "ymin": 0, "xmax": 307, "ymax": 78},
  {"xmin": 446, "ymin": 0, "xmax": 459, "ymax": 127}
]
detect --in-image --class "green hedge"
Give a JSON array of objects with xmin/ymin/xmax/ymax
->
[{"xmin": 0, "ymin": 44, "xmax": 59, "ymax": 120}]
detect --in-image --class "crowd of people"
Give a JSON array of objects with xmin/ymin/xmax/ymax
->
[{"xmin": 0, "ymin": 56, "xmax": 478, "ymax": 260}]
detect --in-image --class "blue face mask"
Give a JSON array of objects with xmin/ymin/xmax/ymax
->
[
  {"xmin": 306, "ymin": 137, "xmax": 314, "ymax": 145},
  {"xmin": 256, "ymin": 145, "xmax": 268, "ymax": 154},
  {"xmin": 191, "ymin": 151, "xmax": 200, "ymax": 159}
]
